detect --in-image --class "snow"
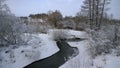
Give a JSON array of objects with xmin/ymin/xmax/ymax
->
[
  {"xmin": 48, "ymin": 29, "xmax": 88, "ymax": 39},
  {"xmin": 0, "ymin": 29, "xmax": 120, "ymax": 68},
  {"xmin": 0, "ymin": 33, "xmax": 59, "ymax": 68},
  {"xmin": 105, "ymin": 55, "xmax": 120, "ymax": 68},
  {"xmin": 93, "ymin": 55, "xmax": 120, "ymax": 68}
]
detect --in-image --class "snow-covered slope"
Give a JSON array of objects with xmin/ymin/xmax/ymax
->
[
  {"xmin": 92, "ymin": 54, "xmax": 120, "ymax": 68},
  {"xmin": 0, "ymin": 34, "xmax": 59, "ymax": 68}
]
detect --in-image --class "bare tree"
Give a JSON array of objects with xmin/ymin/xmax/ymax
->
[
  {"xmin": 80, "ymin": 0, "xmax": 111, "ymax": 30},
  {"xmin": 47, "ymin": 10, "xmax": 63, "ymax": 28},
  {"xmin": 0, "ymin": 0, "xmax": 25, "ymax": 46},
  {"xmin": 98, "ymin": 0, "xmax": 111, "ymax": 29}
]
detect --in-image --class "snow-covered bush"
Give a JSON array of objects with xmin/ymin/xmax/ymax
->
[
  {"xmin": 0, "ymin": 0, "xmax": 25, "ymax": 46},
  {"xmin": 0, "ymin": 16, "xmax": 25, "ymax": 46},
  {"xmin": 51, "ymin": 30, "xmax": 68, "ymax": 41},
  {"xmin": 37, "ymin": 24, "xmax": 48, "ymax": 33},
  {"xmin": 88, "ymin": 42, "xmax": 112, "ymax": 58},
  {"xmin": 114, "ymin": 47, "xmax": 120, "ymax": 56},
  {"xmin": 88, "ymin": 24, "xmax": 120, "ymax": 58},
  {"xmin": 22, "ymin": 18, "xmax": 49, "ymax": 33},
  {"xmin": 61, "ymin": 19, "xmax": 76, "ymax": 29}
]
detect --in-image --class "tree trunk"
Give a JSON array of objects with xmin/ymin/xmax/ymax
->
[
  {"xmin": 92, "ymin": 0, "xmax": 95, "ymax": 29},
  {"xmin": 96, "ymin": 0, "xmax": 99, "ymax": 29},
  {"xmin": 99, "ymin": 0, "xmax": 105, "ymax": 29},
  {"xmin": 88, "ymin": 0, "xmax": 92, "ymax": 29}
]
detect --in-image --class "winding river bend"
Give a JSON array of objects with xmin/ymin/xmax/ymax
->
[{"xmin": 24, "ymin": 39, "xmax": 84, "ymax": 68}]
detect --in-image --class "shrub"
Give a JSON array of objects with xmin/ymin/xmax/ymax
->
[
  {"xmin": 0, "ymin": 0, "xmax": 25, "ymax": 46},
  {"xmin": 87, "ymin": 28, "xmax": 114, "ymax": 58},
  {"xmin": 51, "ymin": 30, "xmax": 68, "ymax": 41}
]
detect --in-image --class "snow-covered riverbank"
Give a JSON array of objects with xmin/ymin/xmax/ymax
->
[{"xmin": 0, "ymin": 29, "xmax": 120, "ymax": 68}]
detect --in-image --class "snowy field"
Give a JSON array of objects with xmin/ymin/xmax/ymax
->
[{"xmin": 0, "ymin": 29, "xmax": 120, "ymax": 68}]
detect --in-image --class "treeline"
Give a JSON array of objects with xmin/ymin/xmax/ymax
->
[
  {"xmin": 20, "ymin": 9, "xmax": 120, "ymax": 32},
  {"xmin": 20, "ymin": 10, "xmax": 77, "ymax": 31},
  {"xmin": 19, "ymin": 0, "xmax": 120, "ymax": 32}
]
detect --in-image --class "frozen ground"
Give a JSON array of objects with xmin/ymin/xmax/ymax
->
[
  {"xmin": 0, "ymin": 29, "xmax": 120, "ymax": 68},
  {"xmin": 0, "ymin": 33, "xmax": 59, "ymax": 68}
]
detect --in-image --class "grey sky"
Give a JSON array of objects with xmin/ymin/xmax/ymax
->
[
  {"xmin": 109, "ymin": 0, "xmax": 120, "ymax": 19},
  {"xmin": 7, "ymin": 0, "xmax": 120, "ymax": 19}
]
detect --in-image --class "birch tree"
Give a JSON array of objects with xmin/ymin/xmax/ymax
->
[{"xmin": 80, "ymin": 0, "xmax": 111, "ymax": 30}]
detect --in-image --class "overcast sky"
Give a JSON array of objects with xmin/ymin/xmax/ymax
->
[{"xmin": 7, "ymin": 0, "xmax": 120, "ymax": 19}]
